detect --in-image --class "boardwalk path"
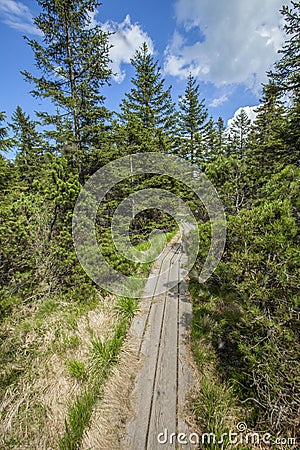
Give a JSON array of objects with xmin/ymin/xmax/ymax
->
[{"xmin": 124, "ymin": 237, "xmax": 195, "ymax": 449}]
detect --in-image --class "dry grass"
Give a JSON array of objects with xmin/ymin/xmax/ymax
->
[
  {"xmin": 81, "ymin": 340, "xmax": 141, "ymax": 450},
  {"xmin": 0, "ymin": 292, "xmax": 117, "ymax": 449}
]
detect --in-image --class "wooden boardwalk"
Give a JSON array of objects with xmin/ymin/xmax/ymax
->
[{"xmin": 124, "ymin": 239, "xmax": 195, "ymax": 450}]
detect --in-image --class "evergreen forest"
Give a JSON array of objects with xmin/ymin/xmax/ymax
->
[{"xmin": 0, "ymin": 1, "xmax": 299, "ymax": 448}]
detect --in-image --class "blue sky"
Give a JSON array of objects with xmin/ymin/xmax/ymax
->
[{"xmin": 0, "ymin": 0, "xmax": 290, "ymax": 141}]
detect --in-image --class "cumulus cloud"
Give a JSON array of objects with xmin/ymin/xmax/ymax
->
[
  {"xmin": 0, "ymin": 0, "xmax": 40, "ymax": 35},
  {"xmin": 227, "ymin": 105, "xmax": 259, "ymax": 128},
  {"xmin": 102, "ymin": 15, "xmax": 154, "ymax": 83},
  {"xmin": 209, "ymin": 94, "xmax": 229, "ymax": 108},
  {"xmin": 164, "ymin": 0, "xmax": 288, "ymax": 92}
]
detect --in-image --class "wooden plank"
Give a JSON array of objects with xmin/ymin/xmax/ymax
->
[
  {"xmin": 128, "ymin": 244, "xmax": 174, "ymax": 354},
  {"xmin": 146, "ymin": 258, "xmax": 179, "ymax": 449},
  {"xmin": 177, "ymin": 278, "xmax": 195, "ymax": 449},
  {"xmin": 125, "ymin": 293, "xmax": 166, "ymax": 450}
]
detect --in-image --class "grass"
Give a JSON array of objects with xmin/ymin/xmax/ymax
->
[
  {"xmin": 114, "ymin": 296, "xmax": 138, "ymax": 319},
  {"xmin": 59, "ymin": 390, "xmax": 94, "ymax": 450},
  {"xmin": 66, "ymin": 358, "xmax": 87, "ymax": 381},
  {"xmin": 189, "ymin": 277, "xmax": 244, "ymax": 450},
  {"xmin": 58, "ymin": 296, "xmax": 138, "ymax": 450},
  {"xmin": 0, "ymin": 288, "xmax": 105, "ymax": 448}
]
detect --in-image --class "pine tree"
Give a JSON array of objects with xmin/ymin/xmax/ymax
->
[
  {"xmin": 227, "ymin": 109, "xmax": 251, "ymax": 158},
  {"xmin": 268, "ymin": 1, "xmax": 300, "ymax": 162},
  {"xmin": 248, "ymin": 82, "xmax": 288, "ymax": 175},
  {"xmin": 269, "ymin": 1, "xmax": 300, "ymax": 101},
  {"xmin": 216, "ymin": 117, "xmax": 226, "ymax": 153},
  {"xmin": 0, "ymin": 112, "xmax": 11, "ymax": 153},
  {"xmin": 177, "ymin": 74, "xmax": 209, "ymax": 163},
  {"xmin": 10, "ymin": 106, "xmax": 44, "ymax": 185},
  {"xmin": 119, "ymin": 42, "xmax": 177, "ymax": 153},
  {"xmin": 21, "ymin": 0, "xmax": 111, "ymax": 182},
  {"xmin": 202, "ymin": 116, "xmax": 227, "ymax": 163}
]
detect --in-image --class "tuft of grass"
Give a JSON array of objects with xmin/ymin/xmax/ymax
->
[
  {"xmin": 59, "ymin": 390, "xmax": 94, "ymax": 450},
  {"xmin": 90, "ymin": 320, "xmax": 127, "ymax": 373},
  {"xmin": 90, "ymin": 337, "xmax": 118, "ymax": 372},
  {"xmin": 66, "ymin": 358, "xmax": 87, "ymax": 381},
  {"xmin": 36, "ymin": 299, "xmax": 59, "ymax": 318},
  {"xmin": 114, "ymin": 296, "xmax": 138, "ymax": 320},
  {"xmin": 192, "ymin": 376, "xmax": 234, "ymax": 449}
]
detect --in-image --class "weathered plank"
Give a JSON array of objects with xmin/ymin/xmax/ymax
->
[
  {"xmin": 128, "ymin": 243, "xmax": 174, "ymax": 354},
  {"xmin": 124, "ymin": 236, "xmax": 194, "ymax": 450},
  {"xmin": 125, "ymin": 293, "xmax": 166, "ymax": 449},
  {"xmin": 146, "ymin": 259, "xmax": 179, "ymax": 449},
  {"xmin": 177, "ymin": 279, "xmax": 195, "ymax": 449}
]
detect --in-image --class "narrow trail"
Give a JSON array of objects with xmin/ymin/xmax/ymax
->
[{"xmin": 124, "ymin": 236, "xmax": 195, "ymax": 449}]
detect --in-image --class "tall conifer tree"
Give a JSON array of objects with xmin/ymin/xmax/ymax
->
[
  {"xmin": 268, "ymin": 1, "xmax": 300, "ymax": 162},
  {"xmin": 227, "ymin": 109, "xmax": 251, "ymax": 158},
  {"xmin": 177, "ymin": 74, "xmax": 209, "ymax": 163},
  {"xmin": 10, "ymin": 106, "xmax": 44, "ymax": 185},
  {"xmin": 22, "ymin": 0, "xmax": 111, "ymax": 182},
  {"xmin": 119, "ymin": 42, "xmax": 177, "ymax": 153},
  {"xmin": 248, "ymin": 82, "xmax": 287, "ymax": 175}
]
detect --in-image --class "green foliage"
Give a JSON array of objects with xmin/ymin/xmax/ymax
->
[
  {"xmin": 114, "ymin": 296, "xmax": 138, "ymax": 320},
  {"xmin": 1, "ymin": 0, "xmax": 300, "ymax": 446},
  {"xmin": 190, "ymin": 279, "xmax": 242, "ymax": 449},
  {"xmin": 226, "ymin": 108, "xmax": 251, "ymax": 157},
  {"xmin": 268, "ymin": 1, "xmax": 300, "ymax": 163},
  {"xmin": 204, "ymin": 154, "xmax": 252, "ymax": 213},
  {"xmin": 119, "ymin": 42, "xmax": 177, "ymax": 153},
  {"xmin": 248, "ymin": 82, "xmax": 292, "ymax": 174},
  {"xmin": 269, "ymin": 1, "xmax": 300, "ymax": 101},
  {"xmin": 193, "ymin": 171, "xmax": 299, "ymax": 433}
]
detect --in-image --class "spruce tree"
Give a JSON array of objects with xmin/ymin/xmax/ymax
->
[
  {"xmin": 177, "ymin": 74, "xmax": 209, "ymax": 164},
  {"xmin": 202, "ymin": 116, "xmax": 226, "ymax": 163},
  {"xmin": 227, "ymin": 108, "xmax": 251, "ymax": 158},
  {"xmin": 10, "ymin": 106, "xmax": 44, "ymax": 185},
  {"xmin": 0, "ymin": 112, "xmax": 11, "ymax": 153},
  {"xmin": 269, "ymin": 1, "xmax": 300, "ymax": 101},
  {"xmin": 248, "ymin": 82, "xmax": 288, "ymax": 176},
  {"xmin": 22, "ymin": 0, "xmax": 111, "ymax": 182},
  {"xmin": 268, "ymin": 1, "xmax": 300, "ymax": 162},
  {"xmin": 119, "ymin": 42, "xmax": 177, "ymax": 153}
]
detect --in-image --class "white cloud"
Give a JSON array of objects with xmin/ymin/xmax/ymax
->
[
  {"xmin": 102, "ymin": 15, "xmax": 154, "ymax": 83},
  {"xmin": 0, "ymin": 0, "xmax": 40, "ymax": 35},
  {"xmin": 209, "ymin": 94, "xmax": 229, "ymax": 108},
  {"xmin": 227, "ymin": 105, "xmax": 258, "ymax": 128},
  {"xmin": 165, "ymin": 0, "xmax": 288, "ymax": 92}
]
